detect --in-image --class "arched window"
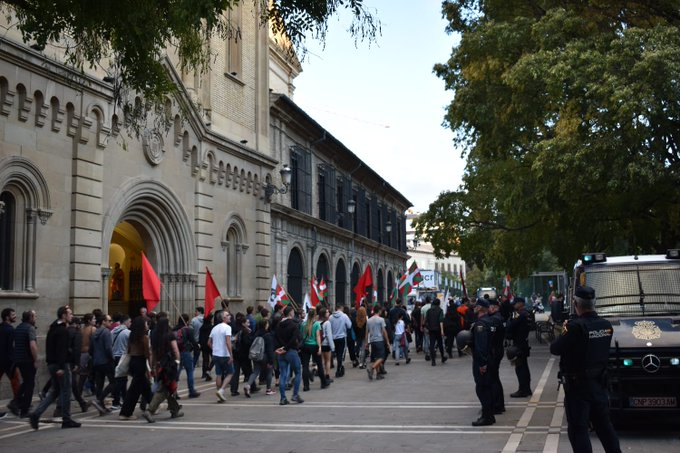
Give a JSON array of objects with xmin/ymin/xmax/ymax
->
[
  {"xmin": 225, "ymin": 227, "xmax": 240, "ymax": 297},
  {"xmin": 287, "ymin": 248, "xmax": 304, "ymax": 306},
  {"xmin": 0, "ymin": 157, "xmax": 52, "ymax": 295},
  {"xmin": 0, "ymin": 191, "xmax": 15, "ymax": 289}
]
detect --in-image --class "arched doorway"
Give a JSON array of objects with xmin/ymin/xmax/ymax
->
[
  {"xmin": 334, "ymin": 259, "xmax": 347, "ymax": 307},
  {"xmin": 287, "ymin": 247, "xmax": 304, "ymax": 308},
  {"xmin": 103, "ymin": 179, "xmax": 197, "ymax": 318},
  {"xmin": 108, "ymin": 221, "xmax": 146, "ymax": 316},
  {"xmin": 350, "ymin": 262, "xmax": 361, "ymax": 307},
  {"xmin": 377, "ymin": 268, "xmax": 384, "ymax": 304},
  {"xmin": 387, "ymin": 270, "xmax": 394, "ymax": 303},
  {"xmin": 316, "ymin": 253, "xmax": 329, "ymax": 281}
]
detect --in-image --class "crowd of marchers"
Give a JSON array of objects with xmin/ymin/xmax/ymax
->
[{"xmin": 0, "ymin": 295, "xmax": 535, "ymax": 430}]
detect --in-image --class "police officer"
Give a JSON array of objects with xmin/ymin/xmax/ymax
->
[
  {"xmin": 506, "ymin": 296, "xmax": 532, "ymax": 397},
  {"xmin": 471, "ymin": 298, "xmax": 495, "ymax": 426},
  {"xmin": 550, "ymin": 286, "xmax": 621, "ymax": 453},
  {"xmin": 487, "ymin": 299, "xmax": 505, "ymax": 414}
]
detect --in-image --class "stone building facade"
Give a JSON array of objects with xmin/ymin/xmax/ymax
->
[{"xmin": 0, "ymin": 6, "xmax": 410, "ymax": 322}]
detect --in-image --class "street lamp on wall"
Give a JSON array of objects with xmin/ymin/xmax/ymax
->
[
  {"xmin": 385, "ymin": 220, "xmax": 392, "ymax": 233},
  {"xmin": 264, "ymin": 164, "xmax": 292, "ymax": 203},
  {"xmin": 347, "ymin": 199, "xmax": 356, "ymax": 215}
]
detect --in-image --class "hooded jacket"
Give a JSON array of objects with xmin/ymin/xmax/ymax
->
[
  {"xmin": 89, "ymin": 325, "xmax": 113, "ymax": 366},
  {"xmin": 329, "ymin": 310, "xmax": 352, "ymax": 339}
]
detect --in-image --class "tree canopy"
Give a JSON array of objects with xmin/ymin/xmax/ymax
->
[
  {"xmin": 414, "ymin": 0, "xmax": 680, "ymax": 276},
  {"xmin": 1, "ymin": 0, "xmax": 379, "ymax": 102}
]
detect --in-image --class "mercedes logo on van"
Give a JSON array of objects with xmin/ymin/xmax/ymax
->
[{"xmin": 642, "ymin": 354, "xmax": 661, "ymax": 373}]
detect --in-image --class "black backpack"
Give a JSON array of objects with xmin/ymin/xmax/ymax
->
[{"xmin": 426, "ymin": 306, "xmax": 443, "ymax": 331}]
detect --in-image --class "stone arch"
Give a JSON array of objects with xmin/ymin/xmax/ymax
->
[
  {"xmin": 0, "ymin": 155, "xmax": 52, "ymax": 214},
  {"xmin": 287, "ymin": 246, "xmax": 305, "ymax": 308},
  {"xmin": 205, "ymin": 150, "xmax": 217, "ymax": 183},
  {"xmin": 218, "ymin": 161, "xmax": 226, "ymax": 185},
  {"xmin": 232, "ymin": 166, "xmax": 239, "ymax": 190},
  {"xmin": 239, "ymin": 169, "xmax": 246, "ymax": 192},
  {"xmin": 102, "ymin": 178, "xmax": 197, "ymax": 312}
]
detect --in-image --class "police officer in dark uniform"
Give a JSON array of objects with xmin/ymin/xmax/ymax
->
[
  {"xmin": 487, "ymin": 298, "xmax": 505, "ymax": 414},
  {"xmin": 471, "ymin": 298, "xmax": 495, "ymax": 426},
  {"xmin": 506, "ymin": 297, "xmax": 532, "ymax": 397},
  {"xmin": 550, "ymin": 286, "xmax": 621, "ymax": 453}
]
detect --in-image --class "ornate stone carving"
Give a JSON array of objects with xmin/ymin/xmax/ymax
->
[{"xmin": 142, "ymin": 129, "xmax": 165, "ymax": 166}]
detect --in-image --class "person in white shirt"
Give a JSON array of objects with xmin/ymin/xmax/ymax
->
[
  {"xmin": 208, "ymin": 311, "xmax": 234, "ymax": 402},
  {"xmin": 392, "ymin": 313, "xmax": 411, "ymax": 365}
]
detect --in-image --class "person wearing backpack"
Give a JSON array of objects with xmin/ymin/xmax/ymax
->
[
  {"xmin": 426, "ymin": 298, "xmax": 447, "ymax": 366},
  {"xmin": 244, "ymin": 318, "xmax": 274, "ymax": 397},
  {"xmin": 299, "ymin": 308, "xmax": 330, "ymax": 392},
  {"xmin": 230, "ymin": 313, "xmax": 255, "ymax": 397},
  {"xmin": 174, "ymin": 314, "xmax": 200, "ymax": 398}
]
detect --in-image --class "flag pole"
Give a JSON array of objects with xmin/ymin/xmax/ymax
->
[{"xmin": 283, "ymin": 288, "xmax": 300, "ymax": 311}]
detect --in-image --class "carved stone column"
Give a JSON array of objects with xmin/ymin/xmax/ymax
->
[{"xmin": 24, "ymin": 209, "xmax": 37, "ymax": 292}]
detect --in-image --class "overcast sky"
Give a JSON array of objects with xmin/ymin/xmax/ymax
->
[{"xmin": 293, "ymin": 0, "xmax": 465, "ymax": 213}]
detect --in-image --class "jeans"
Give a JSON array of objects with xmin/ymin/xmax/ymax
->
[
  {"xmin": 300, "ymin": 344, "xmax": 328, "ymax": 389},
  {"xmin": 429, "ymin": 331, "xmax": 445, "ymax": 362},
  {"xmin": 277, "ymin": 349, "xmax": 301, "ymax": 400},
  {"xmin": 392, "ymin": 333, "xmax": 409, "ymax": 361},
  {"xmin": 247, "ymin": 361, "xmax": 272, "ymax": 389},
  {"xmin": 179, "ymin": 351, "xmax": 197, "ymax": 394},
  {"xmin": 32, "ymin": 365, "xmax": 73, "ymax": 421},
  {"xmin": 93, "ymin": 362, "xmax": 115, "ymax": 404},
  {"xmin": 14, "ymin": 362, "xmax": 36, "ymax": 415},
  {"xmin": 120, "ymin": 356, "xmax": 152, "ymax": 417},
  {"xmin": 333, "ymin": 337, "xmax": 347, "ymax": 375},
  {"xmin": 113, "ymin": 356, "xmax": 127, "ymax": 406}
]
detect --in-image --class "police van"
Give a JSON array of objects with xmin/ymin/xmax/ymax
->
[{"xmin": 572, "ymin": 250, "xmax": 680, "ymax": 415}]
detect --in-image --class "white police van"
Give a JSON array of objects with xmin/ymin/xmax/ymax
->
[{"xmin": 572, "ymin": 250, "xmax": 680, "ymax": 415}]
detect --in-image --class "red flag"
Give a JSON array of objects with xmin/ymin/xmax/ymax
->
[
  {"xmin": 276, "ymin": 284, "xmax": 290, "ymax": 305},
  {"xmin": 459, "ymin": 269, "xmax": 467, "ymax": 298},
  {"xmin": 141, "ymin": 252, "xmax": 161, "ymax": 312},
  {"xmin": 353, "ymin": 265, "xmax": 373, "ymax": 309},
  {"xmin": 310, "ymin": 277, "xmax": 320, "ymax": 307},
  {"xmin": 204, "ymin": 267, "xmax": 221, "ymax": 315}
]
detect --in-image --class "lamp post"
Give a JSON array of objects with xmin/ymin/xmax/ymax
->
[{"xmin": 264, "ymin": 164, "xmax": 292, "ymax": 202}]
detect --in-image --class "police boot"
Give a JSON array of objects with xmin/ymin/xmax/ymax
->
[{"xmin": 472, "ymin": 415, "xmax": 495, "ymax": 426}]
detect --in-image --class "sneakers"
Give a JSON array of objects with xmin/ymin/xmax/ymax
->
[
  {"xmin": 231, "ymin": 391, "xmax": 240, "ymax": 397},
  {"xmin": 510, "ymin": 390, "xmax": 532, "ymax": 398},
  {"xmin": 406, "ymin": 357, "xmax": 411, "ymax": 364},
  {"xmin": 171, "ymin": 411, "xmax": 184, "ymax": 419},
  {"xmin": 91, "ymin": 399, "xmax": 107, "ymax": 416},
  {"xmin": 119, "ymin": 415, "xmax": 138, "ymax": 420},
  {"xmin": 265, "ymin": 389, "xmax": 275, "ymax": 396},
  {"xmin": 376, "ymin": 374, "xmax": 385, "ymax": 380},
  {"xmin": 216, "ymin": 389, "xmax": 226, "ymax": 402},
  {"xmin": 80, "ymin": 401, "xmax": 89, "ymax": 413},
  {"xmin": 279, "ymin": 398, "xmax": 289, "ymax": 406},
  {"xmin": 244, "ymin": 386, "xmax": 251, "ymax": 398},
  {"xmin": 110, "ymin": 404, "xmax": 121, "ymax": 411},
  {"xmin": 0, "ymin": 411, "xmax": 7, "ymax": 420},
  {"xmin": 188, "ymin": 392, "xmax": 201, "ymax": 398},
  {"xmin": 442, "ymin": 356, "xmax": 448, "ymax": 364},
  {"xmin": 61, "ymin": 419, "xmax": 81, "ymax": 429},
  {"xmin": 7, "ymin": 400, "xmax": 19, "ymax": 416},
  {"xmin": 141, "ymin": 410, "xmax": 155, "ymax": 423},
  {"xmin": 204, "ymin": 374, "xmax": 213, "ymax": 381},
  {"xmin": 367, "ymin": 368, "xmax": 374, "ymax": 380},
  {"xmin": 28, "ymin": 413, "xmax": 39, "ymax": 430},
  {"xmin": 291, "ymin": 395, "xmax": 304, "ymax": 404}
]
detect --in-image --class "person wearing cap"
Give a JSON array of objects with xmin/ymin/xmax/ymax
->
[
  {"xmin": 470, "ymin": 298, "xmax": 495, "ymax": 426},
  {"xmin": 550, "ymin": 286, "xmax": 621, "ymax": 453},
  {"xmin": 487, "ymin": 299, "xmax": 506, "ymax": 414},
  {"xmin": 506, "ymin": 296, "xmax": 532, "ymax": 397}
]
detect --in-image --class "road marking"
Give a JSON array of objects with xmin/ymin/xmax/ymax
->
[
  {"xmin": 501, "ymin": 357, "xmax": 555, "ymax": 453},
  {"xmin": 543, "ymin": 386, "xmax": 565, "ymax": 453}
]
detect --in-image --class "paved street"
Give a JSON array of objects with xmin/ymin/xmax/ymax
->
[{"xmin": 2, "ymin": 335, "xmax": 679, "ymax": 452}]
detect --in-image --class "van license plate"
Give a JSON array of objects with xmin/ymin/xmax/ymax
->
[{"xmin": 629, "ymin": 397, "xmax": 677, "ymax": 408}]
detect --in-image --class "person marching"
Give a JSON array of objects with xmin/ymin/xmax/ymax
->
[
  {"xmin": 487, "ymin": 299, "xmax": 506, "ymax": 414},
  {"xmin": 550, "ymin": 286, "xmax": 621, "ymax": 453}
]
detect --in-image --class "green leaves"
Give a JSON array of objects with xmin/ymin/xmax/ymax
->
[{"xmin": 424, "ymin": 1, "xmax": 680, "ymax": 275}]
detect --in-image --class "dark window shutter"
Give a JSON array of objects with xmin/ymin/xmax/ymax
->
[
  {"xmin": 290, "ymin": 152, "xmax": 300, "ymax": 210},
  {"xmin": 391, "ymin": 209, "xmax": 398, "ymax": 248},
  {"xmin": 344, "ymin": 176, "xmax": 353, "ymax": 231},
  {"xmin": 301, "ymin": 149, "xmax": 312, "ymax": 214},
  {"xmin": 326, "ymin": 166, "xmax": 336, "ymax": 224},
  {"xmin": 356, "ymin": 187, "xmax": 366, "ymax": 236},
  {"xmin": 370, "ymin": 197, "xmax": 379, "ymax": 241},
  {"xmin": 400, "ymin": 214, "xmax": 407, "ymax": 252},
  {"xmin": 318, "ymin": 168, "xmax": 327, "ymax": 221},
  {"xmin": 381, "ymin": 204, "xmax": 388, "ymax": 244}
]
